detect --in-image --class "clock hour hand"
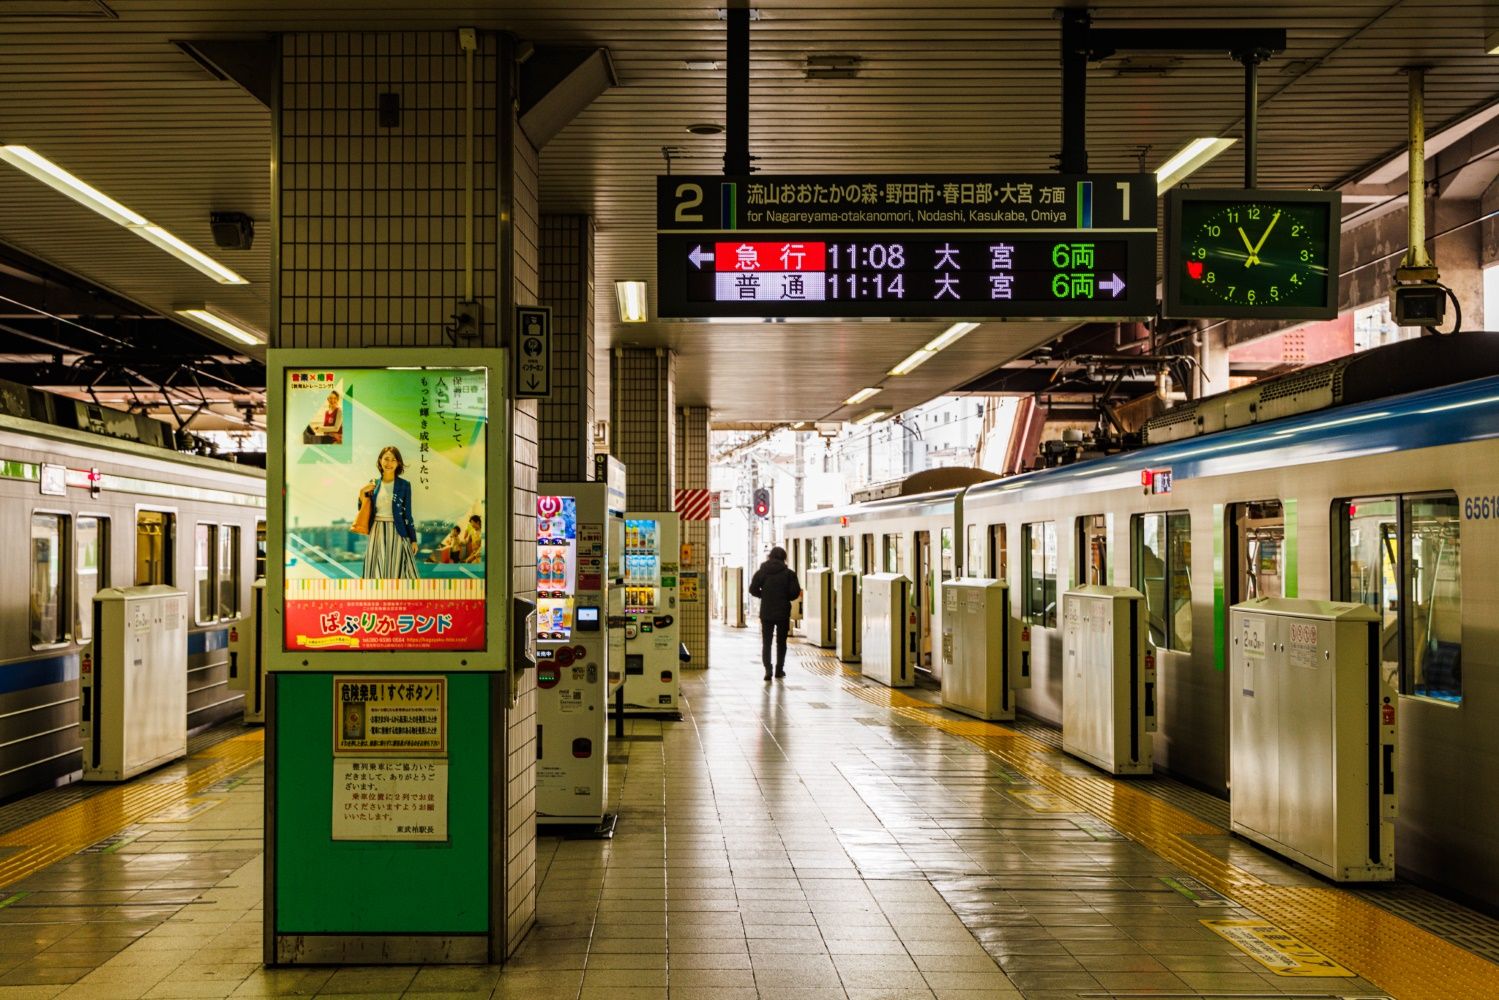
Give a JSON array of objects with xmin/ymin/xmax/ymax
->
[{"xmin": 1237, "ymin": 226, "xmax": 1259, "ymax": 267}]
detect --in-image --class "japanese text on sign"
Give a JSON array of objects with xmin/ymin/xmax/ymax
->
[
  {"xmin": 332, "ymin": 758, "xmax": 449, "ymax": 841},
  {"xmin": 333, "ymin": 675, "xmax": 447, "ymax": 755}
]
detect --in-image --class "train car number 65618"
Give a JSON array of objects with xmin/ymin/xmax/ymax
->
[{"xmin": 1462, "ymin": 496, "xmax": 1499, "ymax": 519}]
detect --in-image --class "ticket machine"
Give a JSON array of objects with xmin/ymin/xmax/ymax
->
[
  {"xmin": 620, "ymin": 511, "xmax": 681, "ymax": 714},
  {"xmin": 535, "ymin": 480, "xmax": 624, "ymax": 826}
]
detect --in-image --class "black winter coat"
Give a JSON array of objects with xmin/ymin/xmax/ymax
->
[{"xmin": 749, "ymin": 557, "xmax": 802, "ymax": 621}]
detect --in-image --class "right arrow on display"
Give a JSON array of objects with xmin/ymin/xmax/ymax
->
[{"xmin": 1100, "ymin": 273, "xmax": 1125, "ymax": 298}]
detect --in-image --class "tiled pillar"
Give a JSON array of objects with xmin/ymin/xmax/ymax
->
[
  {"xmin": 609, "ymin": 346, "xmax": 675, "ymax": 510},
  {"xmin": 676, "ymin": 405, "xmax": 710, "ymax": 668},
  {"xmin": 538, "ymin": 215, "xmax": 595, "ymax": 482},
  {"xmin": 274, "ymin": 29, "xmax": 538, "ymax": 958}
]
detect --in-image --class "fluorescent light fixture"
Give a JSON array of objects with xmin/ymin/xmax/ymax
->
[
  {"xmin": 888, "ymin": 321, "xmax": 979, "ymax": 376},
  {"xmin": 852, "ymin": 409, "xmax": 889, "ymax": 426},
  {"xmin": 1488, "ymin": 27, "xmax": 1499, "ymax": 55},
  {"xmin": 175, "ymin": 306, "xmax": 264, "ymax": 346},
  {"xmin": 843, "ymin": 386, "xmax": 882, "ymax": 405},
  {"xmin": 925, "ymin": 321, "xmax": 979, "ymax": 351},
  {"xmin": 615, "ymin": 280, "xmax": 648, "ymax": 323},
  {"xmin": 137, "ymin": 226, "xmax": 247, "ymax": 284},
  {"xmin": 1155, "ymin": 137, "xmax": 1237, "ymax": 192},
  {"xmin": 0, "ymin": 146, "xmax": 146, "ymax": 227},
  {"xmin": 0, "ymin": 145, "xmax": 247, "ymax": 284}
]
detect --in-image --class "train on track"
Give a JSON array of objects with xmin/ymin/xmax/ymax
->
[
  {"xmin": 787, "ymin": 334, "xmax": 1499, "ymax": 912},
  {"xmin": 0, "ymin": 390, "xmax": 266, "ymax": 803}
]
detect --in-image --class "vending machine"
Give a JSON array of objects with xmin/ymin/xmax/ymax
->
[
  {"xmin": 535, "ymin": 479, "xmax": 625, "ymax": 827},
  {"xmin": 620, "ymin": 511, "xmax": 681, "ymax": 714}
]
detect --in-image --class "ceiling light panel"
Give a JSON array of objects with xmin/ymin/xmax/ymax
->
[
  {"xmin": 843, "ymin": 386, "xmax": 881, "ymax": 405},
  {"xmin": 1155, "ymin": 137, "xmax": 1236, "ymax": 192}
]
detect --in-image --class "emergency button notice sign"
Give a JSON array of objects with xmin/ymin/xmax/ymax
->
[
  {"xmin": 333, "ymin": 675, "xmax": 446, "ymax": 755},
  {"xmin": 514, "ymin": 305, "xmax": 551, "ymax": 399}
]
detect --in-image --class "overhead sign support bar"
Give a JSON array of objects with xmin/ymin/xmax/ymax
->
[
  {"xmin": 1054, "ymin": 15, "xmax": 1287, "ymax": 178},
  {"xmin": 725, "ymin": 5, "xmax": 751, "ymax": 176}
]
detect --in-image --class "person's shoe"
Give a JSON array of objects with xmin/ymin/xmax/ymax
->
[
  {"xmin": 774, "ymin": 669, "xmax": 785, "ymax": 678},
  {"xmin": 763, "ymin": 671, "xmax": 772, "ymax": 681}
]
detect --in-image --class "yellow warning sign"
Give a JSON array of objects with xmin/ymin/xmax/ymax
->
[
  {"xmin": 333, "ymin": 676, "xmax": 447, "ymax": 756},
  {"xmin": 1007, "ymin": 788, "xmax": 1079, "ymax": 813},
  {"xmin": 1201, "ymin": 918, "xmax": 1355, "ymax": 977}
]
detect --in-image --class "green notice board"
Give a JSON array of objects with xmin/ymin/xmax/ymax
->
[{"xmin": 274, "ymin": 672, "xmax": 490, "ymax": 934}]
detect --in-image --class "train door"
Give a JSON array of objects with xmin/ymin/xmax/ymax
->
[
  {"xmin": 1229, "ymin": 500, "xmax": 1285, "ymax": 602},
  {"xmin": 988, "ymin": 523, "xmax": 1007, "ymax": 581},
  {"xmin": 1078, "ymin": 514, "xmax": 1108, "ymax": 585},
  {"xmin": 914, "ymin": 530, "xmax": 932, "ymax": 667},
  {"xmin": 135, "ymin": 510, "xmax": 176, "ymax": 586}
]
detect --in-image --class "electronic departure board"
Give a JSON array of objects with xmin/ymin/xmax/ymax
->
[
  {"xmin": 656, "ymin": 174, "xmax": 1157, "ymax": 320},
  {"xmin": 1164, "ymin": 188, "xmax": 1340, "ymax": 321}
]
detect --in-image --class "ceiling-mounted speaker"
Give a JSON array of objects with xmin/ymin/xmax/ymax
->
[{"xmin": 209, "ymin": 212, "xmax": 254, "ymax": 250}]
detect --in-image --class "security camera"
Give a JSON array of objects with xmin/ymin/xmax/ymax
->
[{"xmin": 210, "ymin": 212, "xmax": 254, "ymax": 250}]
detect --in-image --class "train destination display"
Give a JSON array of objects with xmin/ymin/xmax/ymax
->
[{"xmin": 656, "ymin": 173, "xmax": 1156, "ymax": 320}]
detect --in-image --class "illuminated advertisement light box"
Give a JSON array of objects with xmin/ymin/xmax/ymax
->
[{"xmin": 266, "ymin": 348, "xmax": 510, "ymax": 672}]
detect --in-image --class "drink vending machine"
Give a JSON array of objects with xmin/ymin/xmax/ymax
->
[
  {"xmin": 535, "ymin": 479, "xmax": 625, "ymax": 827},
  {"xmin": 620, "ymin": 511, "xmax": 681, "ymax": 714}
]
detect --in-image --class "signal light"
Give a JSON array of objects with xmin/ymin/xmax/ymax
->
[{"xmin": 753, "ymin": 487, "xmax": 770, "ymax": 519}]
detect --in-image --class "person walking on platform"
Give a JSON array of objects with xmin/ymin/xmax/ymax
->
[{"xmin": 750, "ymin": 545, "xmax": 801, "ymax": 681}]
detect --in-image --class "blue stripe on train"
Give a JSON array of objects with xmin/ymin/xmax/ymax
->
[
  {"xmin": 188, "ymin": 628, "xmax": 230, "ymax": 655},
  {"xmin": 0, "ymin": 653, "xmax": 79, "ymax": 695}
]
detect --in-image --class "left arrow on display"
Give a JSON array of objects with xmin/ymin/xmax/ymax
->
[
  {"xmin": 689, "ymin": 245, "xmax": 714, "ymax": 269},
  {"xmin": 1100, "ymin": 273, "xmax": 1126, "ymax": 298}
]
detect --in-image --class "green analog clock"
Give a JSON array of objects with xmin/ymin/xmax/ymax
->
[{"xmin": 1164, "ymin": 189, "xmax": 1340, "ymax": 320}]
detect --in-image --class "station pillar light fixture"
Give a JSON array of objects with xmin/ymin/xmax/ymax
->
[{"xmin": 753, "ymin": 487, "xmax": 770, "ymax": 519}]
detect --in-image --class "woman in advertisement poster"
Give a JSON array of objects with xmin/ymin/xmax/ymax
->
[
  {"xmin": 359, "ymin": 446, "xmax": 419, "ymax": 580},
  {"xmin": 305, "ymin": 389, "xmax": 343, "ymax": 444}
]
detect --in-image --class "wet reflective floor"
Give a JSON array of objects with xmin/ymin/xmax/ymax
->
[{"xmin": 4, "ymin": 623, "xmax": 1494, "ymax": 997}]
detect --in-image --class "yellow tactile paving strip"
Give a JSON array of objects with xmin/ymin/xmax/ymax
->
[
  {"xmin": 798, "ymin": 647, "xmax": 1499, "ymax": 1000},
  {"xmin": 0, "ymin": 729, "xmax": 264, "ymax": 892}
]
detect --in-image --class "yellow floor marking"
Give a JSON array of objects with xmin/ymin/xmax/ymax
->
[
  {"xmin": 795, "ymin": 644, "xmax": 1499, "ymax": 1000},
  {"xmin": 1006, "ymin": 788, "xmax": 1079, "ymax": 813},
  {"xmin": 1202, "ymin": 918, "xmax": 1356, "ymax": 977},
  {"xmin": 143, "ymin": 797, "xmax": 224, "ymax": 823},
  {"xmin": 0, "ymin": 730, "xmax": 263, "ymax": 891}
]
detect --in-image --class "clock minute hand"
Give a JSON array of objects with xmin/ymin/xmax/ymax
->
[{"xmin": 1249, "ymin": 210, "xmax": 1282, "ymax": 259}]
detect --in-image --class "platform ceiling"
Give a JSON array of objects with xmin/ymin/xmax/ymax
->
[{"xmin": 0, "ymin": 1, "xmax": 1496, "ymax": 424}]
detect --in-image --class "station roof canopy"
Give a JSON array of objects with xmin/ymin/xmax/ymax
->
[{"xmin": 0, "ymin": 1, "xmax": 1496, "ymax": 425}]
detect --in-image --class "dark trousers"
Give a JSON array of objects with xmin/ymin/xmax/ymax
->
[{"xmin": 761, "ymin": 617, "xmax": 789, "ymax": 674}]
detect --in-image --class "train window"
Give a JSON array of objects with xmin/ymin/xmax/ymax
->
[
  {"xmin": 940, "ymin": 527, "xmax": 954, "ymax": 582},
  {"xmin": 1134, "ymin": 512, "xmax": 1192, "ymax": 652},
  {"xmin": 884, "ymin": 533, "xmax": 903, "ymax": 574},
  {"xmin": 821, "ymin": 536, "xmax": 832, "ymax": 570},
  {"xmin": 965, "ymin": 524, "xmax": 980, "ymax": 577},
  {"xmin": 31, "ymin": 513, "xmax": 67, "ymax": 648},
  {"xmin": 987, "ymin": 524, "xmax": 1007, "ymax": 581},
  {"xmin": 838, "ymin": 536, "xmax": 853, "ymax": 572},
  {"xmin": 218, "ymin": 525, "xmax": 241, "ymax": 618},
  {"xmin": 194, "ymin": 524, "xmax": 217, "ymax": 625},
  {"xmin": 255, "ymin": 520, "xmax": 267, "ymax": 580},
  {"xmin": 1022, "ymin": 521, "xmax": 1057, "ymax": 628},
  {"xmin": 861, "ymin": 533, "xmax": 875, "ymax": 575},
  {"xmin": 1338, "ymin": 493, "xmax": 1461, "ymax": 704},
  {"xmin": 1077, "ymin": 514, "xmax": 1108, "ymax": 586},
  {"xmin": 75, "ymin": 516, "xmax": 108, "ymax": 643},
  {"xmin": 135, "ymin": 510, "xmax": 175, "ymax": 586}
]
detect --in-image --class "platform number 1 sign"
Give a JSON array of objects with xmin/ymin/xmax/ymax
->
[{"xmin": 514, "ymin": 305, "xmax": 552, "ymax": 398}]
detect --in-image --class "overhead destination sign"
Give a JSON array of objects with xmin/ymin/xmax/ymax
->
[{"xmin": 656, "ymin": 173, "xmax": 1156, "ymax": 320}]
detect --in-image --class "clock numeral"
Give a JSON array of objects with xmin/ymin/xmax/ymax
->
[
  {"xmin": 1247, "ymin": 290, "xmax": 1256, "ymax": 303},
  {"xmin": 1227, "ymin": 210, "xmax": 1239, "ymax": 223},
  {"xmin": 1271, "ymin": 286, "xmax": 1280, "ymax": 300},
  {"xmin": 1300, "ymin": 249, "xmax": 1311, "ymax": 262},
  {"xmin": 1227, "ymin": 286, "xmax": 1237, "ymax": 297},
  {"xmin": 1205, "ymin": 271, "xmax": 1216, "ymax": 284},
  {"xmin": 1194, "ymin": 247, "xmax": 1206, "ymax": 259},
  {"xmin": 1292, "ymin": 224, "xmax": 1303, "ymax": 236},
  {"xmin": 1248, "ymin": 207, "xmax": 1262, "ymax": 220},
  {"xmin": 1207, "ymin": 225, "xmax": 1221, "ymax": 237}
]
